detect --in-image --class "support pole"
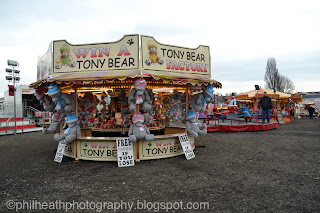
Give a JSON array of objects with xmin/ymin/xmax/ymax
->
[
  {"xmin": 13, "ymin": 67, "xmax": 17, "ymax": 135},
  {"xmin": 74, "ymin": 85, "xmax": 79, "ymax": 162},
  {"xmin": 255, "ymin": 90, "xmax": 259, "ymax": 123},
  {"xmin": 75, "ymin": 86, "xmax": 78, "ymax": 117},
  {"xmin": 185, "ymin": 84, "xmax": 189, "ymax": 114},
  {"xmin": 184, "ymin": 83, "xmax": 189, "ymax": 128}
]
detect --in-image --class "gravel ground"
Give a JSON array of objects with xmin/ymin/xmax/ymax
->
[{"xmin": 0, "ymin": 118, "xmax": 319, "ymax": 213}]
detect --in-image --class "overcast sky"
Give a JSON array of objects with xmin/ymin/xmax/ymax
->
[{"xmin": 0, "ymin": 0, "xmax": 319, "ymax": 97}]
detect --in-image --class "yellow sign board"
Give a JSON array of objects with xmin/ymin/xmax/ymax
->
[
  {"xmin": 141, "ymin": 35, "xmax": 211, "ymax": 78},
  {"xmin": 53, "ymin": 34, "xmax": 139, "ymax": 74},
  {"xmin": 141, "ymin": 136, "xmax": 195, "ymax": 159},
  {"xmin": 79, "ymin": 141, "xmax": 118, "ymax": 160}
]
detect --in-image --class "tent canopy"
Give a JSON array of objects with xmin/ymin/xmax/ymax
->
[{"xmin": 236, "ymin": 88, "xmax": 291, "ymax": 100}]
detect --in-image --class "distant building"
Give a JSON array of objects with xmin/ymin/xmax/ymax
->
[{"xmin": 0, "ymin": 85, "xmax": 40, "ymax": 117}]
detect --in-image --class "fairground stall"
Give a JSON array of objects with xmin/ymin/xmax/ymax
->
[{"xmin": 30, "ymin": 35, "xmax": 222, "ymax": 163}]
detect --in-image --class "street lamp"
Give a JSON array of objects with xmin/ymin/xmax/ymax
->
[
  {"xmin": 255, "ymin": 85, "xmax": 259, "ymax": 122},
  {"xmin": 5, "ymin": 59, "xmax": 20, "ymax": 135}
]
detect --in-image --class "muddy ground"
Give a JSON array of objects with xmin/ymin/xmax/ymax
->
[{"xmin": 0, "ymin": 118, "xmax": 319, "ymax": 213}]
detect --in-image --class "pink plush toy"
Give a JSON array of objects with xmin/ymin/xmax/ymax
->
[{"xmin": 128, "ymin": 78, "xmax": 152, "ymax": 112}]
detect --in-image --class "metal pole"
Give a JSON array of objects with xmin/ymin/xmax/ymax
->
[
  {"xmin": 255, "ymin": 90, "xmax": 259, "ymax": 122},
  {"xmin": 185, "ymin": 84, "xmax": 189, "ymax": 124},
  {"xmin": 13, "ymin": 67, "xmax": 17, "ymax": 135}
]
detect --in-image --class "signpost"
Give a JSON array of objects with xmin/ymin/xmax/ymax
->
[
  {"xmin": 178, "ymin": 134, "xmax": 195, "ymax": 160},
  {"xmin": 276, "ymin": 111, "xmax": 286, "ymax": 125},
  {"xmin": 116, "ymin": 138, "xmax": 135, "ymax": 167},
  {"xmin": 54, "ymin": 139, "xmax": 67, "ymax": 163}
]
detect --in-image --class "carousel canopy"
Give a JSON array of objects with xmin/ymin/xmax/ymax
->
[
  {"xmin": 236, "ymin": 88, "xmax": 291, "ymax": 100},
  {"xmin": 31, "ymin": 34, "xmax": 222, "ymax": 89}
]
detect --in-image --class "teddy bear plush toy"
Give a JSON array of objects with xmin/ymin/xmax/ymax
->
[
  {"xmin": 117, "ymin": 91, "xmax": 129, "ymax": 115},
  {"xmin": 99, "ymin": 94, "xmax": 107, "ymax": 106},
  {"xmin": 185, "ymin": 110, "xmax": 207, "ymax": 139},
  {"xmin": 92, "ymin": 95, "xmax": 100, "ymax": 107},
  {"xmin": 191, "ymin": 84, "xmax": 214, "ymax": 113},
  {"xmin": 48, "ymin": 83, "xmax": 75, "ymax": 113},
  {"xmin": 128, "ymin": 112, "xmax": 154, "ymax": 143},
  {"xmin": 121, "ymin": 114, "xmax": 130, "ymax": 128},
  {"xmin": 34, "ymin": 89, "xmax": 56, "ymax": 112},
  {"xmin": 144, "ymin": 113, "xmax": 154, "ymax": 127},
  {"xmin": 128, "ymin": 78, "xmax": 152, "ymax": 112},
  {"xmin": 170, "ymin": 92, "xmax": 183, "ymax": 122},
  {"xmin": 155, "ymin": 108, "xmax": 166, "ymax": 126},
  {"xmin": 54, "ymin": 113, "xmax": 80, "ymax": 143},
  {"xmin": 83, "ymin": 93, "xmax": 95, "ymax": 126},
  {"xmin": 42, "ymin": 95, "xmax": 56, "ymax": 112},
  {"xmin": 34, "ymin": 89, "xmax": 45, "ymax": 106},
  {"xmin": 43, "ymin": 112, "xmax": 61, "ymax": 134}
]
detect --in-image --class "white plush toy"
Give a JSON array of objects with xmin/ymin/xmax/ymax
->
[
  {"xmin": 128, "ymin": 78, "xmax": 152, "ymax": 112},
  {"xmin": 128, "ymin": 112, "xmax": 154, "ymax": 143},
  {"xmin": 54, "ymin": 113, "xmax": 80, "ymax": 143},
  {"xmin": 185, "ymin": 110, "xmax": 207, "ymax": 138}
]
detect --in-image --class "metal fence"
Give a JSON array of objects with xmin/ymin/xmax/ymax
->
[{"xmin": 0, "ymin": 102, "xmax": 23, "ymax": 117}]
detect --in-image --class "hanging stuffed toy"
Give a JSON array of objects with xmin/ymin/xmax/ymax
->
[
  {"xmin": 100, "ymin": 105, "xmax": 107, "ymax": 121},
  {"xmin": 191, "ymin": 84, "xmax": 214, "ymax": 113},
  {"xmin": 35, "ymin": 89, "xmax": 56, "ymax": 112},
  {"xmin": 121, "ymin": 114, "xmax": 130, "ymax": 128},
  {"xmin": 144, "ymin": 113, "xmax": 154, "ymax": 127},
  {"xmin": 118, "ymin": 91, "xmax": 129, "ymax": 115},
  {"xmin": 48, "ymin": 83, "xmax": 75, "ymax": 113},
  {"xmin": 43, "ymin": 112, "xmax": 61, "ymax": 134},
  {"xmin": 92, "ymin": 95, "xmax": 100, "ymax": 107},
  {"xmin": 42, "ymin": 95, "xmax": 56, "ymax": 112},
  {"xmin": 35, "ymin": 89, "xmax": 45, "ymax": 105},
  {"xmin": 128, "ymin": 112, "xmax": 154, "ymax": 143},
  {"xmin": 185, "ymin": 110, "xmax": 207, "ymax": 138},
  {"xmin": 128, "ymin": 78, "xmax": 152, "ymax": 112},
  {"xmin": 54, "ymin": 113, "xmax": 80, "ymax": 143},
  {"xmin": 99, "ymin": 94, "xmax": 107, "ymax": 106},
  {"xmin": 84, "ymin": 93, "xmax": 95, "ymax": 126}
]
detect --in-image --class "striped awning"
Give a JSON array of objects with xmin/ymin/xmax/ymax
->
[{"xmin": 30, "ymin": 70, "xmax": 222, "ymax": 88}]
